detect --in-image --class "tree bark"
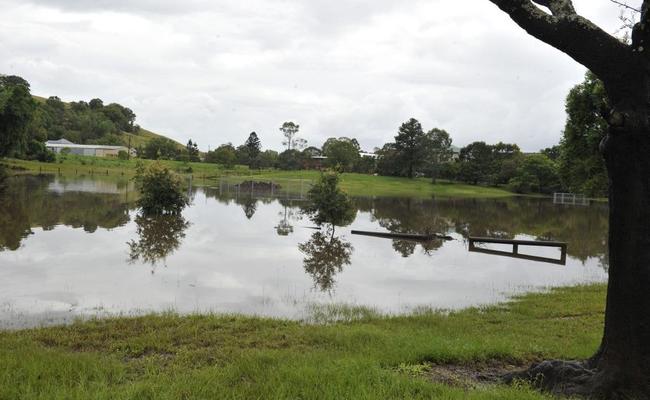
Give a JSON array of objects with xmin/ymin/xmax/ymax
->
[{"xmin": 590, "ymin": 113, "xmax": 650, "ymax": 398}]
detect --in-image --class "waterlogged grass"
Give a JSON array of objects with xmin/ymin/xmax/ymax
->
[
  {"xmin": 2, "ymin": 157, "xmax": 513, "ymax": 198},
  {"xmin": 0, "ymin": 285, "xmax": 606, "ymax": 399}
]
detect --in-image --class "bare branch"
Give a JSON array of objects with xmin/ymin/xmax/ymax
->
[
  {"xmin": 610, "ymin": 0, "xmax": 641, "ymax": 13},
  {"xmin": 488, "ymin": 0, "xmax": 632, "ymax": 83}
]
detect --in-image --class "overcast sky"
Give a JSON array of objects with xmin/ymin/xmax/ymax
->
[{"xmin": 0, "ymin": 0, "xmax": 632, "ymax": 152}]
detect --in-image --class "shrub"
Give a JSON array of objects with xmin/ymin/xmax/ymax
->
[
  {"xmin": 118, "ymin": 150, "xmax": 129, "ymax": 160},
  {"xmin": 25, "ymin": 140, "xmax": 55, "ymax": 162},
  {"xmin": 134, "ymin": 162, "xmax": 189, "ymax": 215}
]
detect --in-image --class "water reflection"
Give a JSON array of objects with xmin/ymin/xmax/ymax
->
[
  {"xmin": 240, "ymin": 197, "xmax": 258, "ymax": 220},
  {"xmin": 0, "ymin": 175, "xmax": 611, "ymax": 327},
  {"xmin": 299, "ymin": 225, "xmax": 353, "ymax": 292},
  {"xmin": 0, "ymin": 175, "xmax": 132, "ymax": 251},
  {"xmin": 128, "ymin": 213, "xmax": 190, "ymax": 270},
  {"xmin": 353, "ymin": 197, "xmax": 609, "ymax": 266}
]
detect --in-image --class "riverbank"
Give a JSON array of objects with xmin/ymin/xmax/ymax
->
[
  {"xmin": 2, "ymin": 157, "xmax": 513, "ymax": 198},
  {"xmin": 0, "ymin": 284, "xmax": 605, "ymax": 399}
]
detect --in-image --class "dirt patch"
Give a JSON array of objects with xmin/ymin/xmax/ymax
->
[{"xmin": 396, "ymin": 359, "xmax": 529, "ymax": 389}]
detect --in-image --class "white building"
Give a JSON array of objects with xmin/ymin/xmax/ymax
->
[{"xmin": 45, "ymin": 139, "xmax": 130, "ymax": 157}]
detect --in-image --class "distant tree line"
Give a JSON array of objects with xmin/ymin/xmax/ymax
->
[{"xmin": 1, "ymin": 73, "xmax": 607, "ymax": 197}]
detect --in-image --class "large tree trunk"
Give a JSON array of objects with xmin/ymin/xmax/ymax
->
[
  {"xmin": 484, "ymin": 0, "xmax": 650, "ymax": 397},
  {"xmin": 590, "ymin": 115, "xmax": 650, "ymax": 397},
  {"xmin": 504, "ymin": 111, "xmax": 650, "ymax": 399}
]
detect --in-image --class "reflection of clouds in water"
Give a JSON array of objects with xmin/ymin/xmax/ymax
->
[{"xmin": 0, "ymin": 176, "xmax": 610, "ymax": 328}]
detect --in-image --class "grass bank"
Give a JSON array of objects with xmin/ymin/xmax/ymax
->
[
  {"xmin": 2, "ymin": 157, "xmax": 513, "ymax": 199},
  {"xmin": 0, "ymin": 284, "xmax": 605, "ymax": 399}
]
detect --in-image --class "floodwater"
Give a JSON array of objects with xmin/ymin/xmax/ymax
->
[{"xmin": 0, "ymin": 175, "xmax": 609, "ymax": 328}]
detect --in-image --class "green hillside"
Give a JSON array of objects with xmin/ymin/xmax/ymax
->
[{"xmin": 32, "ymin": 94, "xmax": 183, "ymax": 149}]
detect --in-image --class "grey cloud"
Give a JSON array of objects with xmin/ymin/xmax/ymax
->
[{"xmin": 0, "ymin": 0, "xmax": 630, "ymax": 152}]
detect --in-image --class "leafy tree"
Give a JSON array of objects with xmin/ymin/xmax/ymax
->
[
  {"xmin": 508, "ymin": 154, "xmax": 560, "ymax": 194},
  {"xmin": 205, "ymin": 144, "xmax": 237, "ymax": 168},
  {"xmin": 186, "ymin": 139, "xmax": 200, "ymax": 162},
  {"xmin": 457, "ymin": 141, "xmax": 494, "ymax": 184},
  {"xmin": 277, "ymin": 149, "xmax": 304, "ymax": 170},
  {"xmin": 279, "ymin": 121, "xmax": 301, "ymax": 150},
  {"xmin": 258, "ymin": 150, "xmax": 279, "ymax": 169},
  {"xmin": 394, "ymin": 118, "xmax": 427, "ymax": 178},
  {"xmin": 25, "ymin": 140, "xmax": 55, "ymax": 162},
  {"xmin": 0, "ymin": 75, "xmax": 35, "ymax": 157},
  {"xmin": 244, "ymin": 131, "xmax": 261, "ymax": 166},
  {"xmin": 140, "ymin": 137, "xmax": 179, "ymax": 160},
  {"xmin": 322, "ymin": 137, "xmax": 360, "ymax": 172},
  {"xmin": 558, "ymin": 72, "xmax": 609, "ymax": 197},
  {"xmin": 488, "ymin": 0, "xmax": 650, "ymax": 396},
  {"xmin": 541, "ymin": 145, "xmax": 561, "ymax": 161},
  {"xmin": 424, "ymin": 128, "xmax": 454, "ymax": 182},
  {"xmin": 88, "ymin": 98, "xmax": 104, "ymax": 109},
  {"xmin": 353, "ymin": 155, "xmax": 377, "ymax": 174},
  {"xmin": 302, "ymin": 146, "xmax": 322, "ymax": 157},
  {"xmin": 134, "ymin": 162, "xmax": 189, "ymax": 215},
  {"xmin": 305, "ymin": 171, "xmax": 356, "ymax": 227},
  {"xmin": 376, "ymin": 143, "xmax": 401, "ymax": 176}
]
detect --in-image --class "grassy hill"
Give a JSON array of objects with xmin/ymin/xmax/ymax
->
[{"xmin": 32, "ymin": 95, "xmax": 183, "ymax": 149}]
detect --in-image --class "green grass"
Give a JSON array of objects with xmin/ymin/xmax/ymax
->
[
  {"xmin": 2, "ymin": 157, "xmax": 513, "ymax": 198},
  {"xmin": 0, "ymin": 284, "xmax": 606, "ymax": 399}
]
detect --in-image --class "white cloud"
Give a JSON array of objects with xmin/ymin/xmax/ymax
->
[{"xmin": 0, "ymin": 0, "xmax": 634, "ymax": 151}]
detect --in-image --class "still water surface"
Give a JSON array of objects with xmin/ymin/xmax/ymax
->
[{"xmin": 0, "ymin": 175, "xmax": 608, "ymax": 328}]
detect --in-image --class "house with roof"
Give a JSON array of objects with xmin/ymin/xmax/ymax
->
[{"xmin": 45, "ymin": 139, "xmax": 132, "ymax": 158}]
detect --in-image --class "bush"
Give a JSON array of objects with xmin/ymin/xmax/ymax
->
[
  {"xmin": 25, "ymin": 140, "xmax": 55, "ymax": 162},
  {"xmin": 305, "ymin": 171, "xmax": 356, "ymax": 227},
  {"xmin": 277, "ymin": 149, "xmax": 304, "ymax": 170},
  {"xmin": 118, "ymin": 150, "xmax": 129, "ymax": 160},
  {"xmin": 134, "ymin": 163, "xmax": 189, "ymax": 215}
]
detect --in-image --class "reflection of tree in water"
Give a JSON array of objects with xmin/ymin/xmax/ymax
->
[
  {"xmin": 128, "ymin": 213, "xmax": 190, "ymax": 270},
  {"xmin": 355, "ymin": 196, "xmax": 609, "ymax": 267},
  {"xmin": 298, "ymin": 225, "xmax": 353, "ymax": 292},
  {"xmin": 275, "ymin": 200, "xmax": 303, "ymax": 236},
  {"xmin": 240, "ymin": 197, "xmax": 257, "ymax": 219},
  {"xmin": 0, "ymin": 175, "xmax": 133, "ymax": 251},
  {"xmin": 358, "ymin": 197, "xmax": 448, "ymax": 258}
]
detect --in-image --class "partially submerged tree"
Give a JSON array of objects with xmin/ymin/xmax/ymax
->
[
  {"xmin": 134, "ymin": 163, "xmax": 189, "ymax": 215},
  {"xmin": 304, "ymin": 171, "xmax": 356, "ymax": 227},
  {"xmin": 488, "ymin": 0, "xmax": 650, "ymax": 397}
]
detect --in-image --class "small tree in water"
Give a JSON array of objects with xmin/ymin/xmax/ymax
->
[
  {"xmin": 134, "ymin": 162, "xmax": 189, "ymax": 215},
  {"xmin": 304, "ymin": 170, "xmax": 355, "ymax": 227}
]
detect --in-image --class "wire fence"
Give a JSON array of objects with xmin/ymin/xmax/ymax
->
[
  {"xmin": 553, "ymin": 192, "xmax": 590, "ymax": 206},
  {"xmin": 214, "ymin": 176, "xmax": 315, "ymax": 201}
]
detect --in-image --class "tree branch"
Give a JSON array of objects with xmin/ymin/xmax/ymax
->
[
  {"xmin": 610, "ymin": 0, "xmax": 641, "ymax": 13},
  {"xmin": 488, "ymin": 0, "xmax": 633, "ymax": 82},
  {"xmin": 531, "ymin": 0, "xmax": 576, "ymax": 16}
]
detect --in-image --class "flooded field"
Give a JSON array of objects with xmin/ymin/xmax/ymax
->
[{"xmin": 0, "ymin": 175, "xmax": 608, "ymax": 328}]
